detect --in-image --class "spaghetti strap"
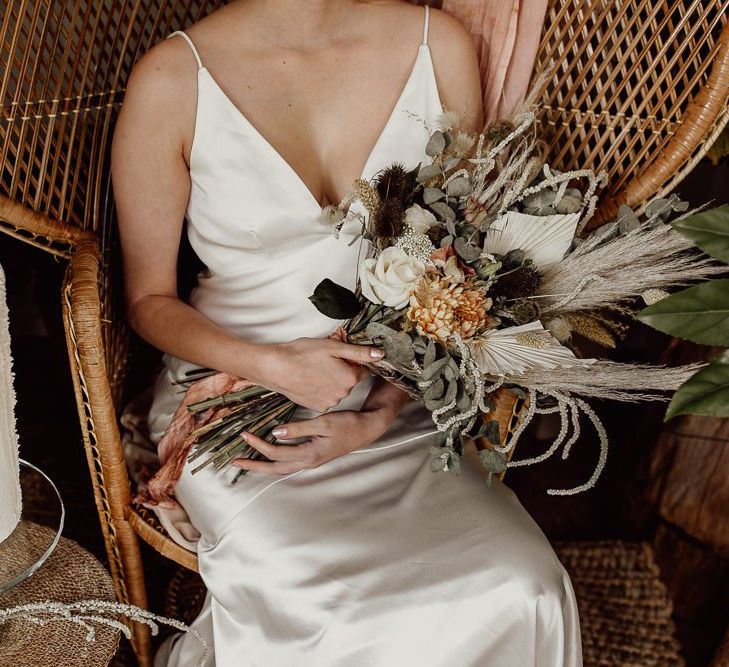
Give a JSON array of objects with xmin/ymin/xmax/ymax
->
[
  {"xmin": 167, "ymin": 30, "xmax": 203, "ymax": 70},
  {"xmin": 422, "ymin": 5, "xmax": 430, "ymax": 45}
]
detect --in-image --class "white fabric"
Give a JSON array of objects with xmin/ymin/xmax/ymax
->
[
  {"xmin": 147, "ymin": 9, "xmax": 583, "ymax": 665},
  {"xmin": 0, "ymin": 263, "xmax": 21, "ymax": 544}
]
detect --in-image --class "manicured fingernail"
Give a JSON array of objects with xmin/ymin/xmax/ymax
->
[
  {"xmin": 272, "ymin": 427, "xmax": 286, "ymax": 438},
  {"xmin": 370, "ymin": 348, "xmax": 384, "ymax": 358}
]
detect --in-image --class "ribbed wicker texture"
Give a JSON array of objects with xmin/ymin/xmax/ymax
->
[
  {"xmin": 164, "ymin": 540, "xmax": 685, "ymax": 667},
  {"xmin": 532, "ymin": 0, "xmax": 729, "ymax": 226},
  {"xmin": 2, "ymin": 2, "xmax": 727, "ymax": 665}
]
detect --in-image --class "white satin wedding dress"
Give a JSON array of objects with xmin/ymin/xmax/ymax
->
[{"xmin": 147, "ymin": 7, "xmax": 582, "ymax": 666}]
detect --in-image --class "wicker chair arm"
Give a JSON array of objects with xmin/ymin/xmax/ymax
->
[{"xmin": 0, "ymin": 193, "xmax": 91, "ymax": 257}]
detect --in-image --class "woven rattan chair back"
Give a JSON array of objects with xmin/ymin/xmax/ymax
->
[
  {"xmin": 533, "ymin": 0, "xmax": 729, "ymax": 226},
  {"xmin": 1, "ymin": 2, "xmax": 727, "ymax": 665}
]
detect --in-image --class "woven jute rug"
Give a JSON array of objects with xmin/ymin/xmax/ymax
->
[
  {"xmin": 165, "ymin": 540, "xmax": 684, "ymax": 667},
  {"xmin": 0, "ymin": 523, "xmax": 120, "ymax": 667}
]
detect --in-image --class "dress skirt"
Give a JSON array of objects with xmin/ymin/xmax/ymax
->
[{"xmin": 149, "ymin": 373, "xmax": 582, "ymax": 666}]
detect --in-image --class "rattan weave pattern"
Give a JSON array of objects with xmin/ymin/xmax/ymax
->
[{"xmin": 532, "ymin": 0, "xmax": 729, "ymax": 224}]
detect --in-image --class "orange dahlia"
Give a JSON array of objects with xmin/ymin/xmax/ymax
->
[{"xmin": 407, "ymin": 273, "xmax": 495, "ymax": 343}]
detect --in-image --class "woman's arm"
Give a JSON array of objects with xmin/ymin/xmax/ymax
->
[{"xmin": 111, "ymin": 42, "xmax": 381, "ymax": 412}]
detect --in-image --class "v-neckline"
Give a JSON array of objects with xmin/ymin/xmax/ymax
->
[{"xmin": 198, "ymin": 44, "xmax": 435, "ymax": 212}]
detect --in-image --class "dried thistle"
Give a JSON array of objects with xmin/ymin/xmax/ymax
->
[
  {"xmin": 371, "ymin": 163, "xmax": 415, "ymax": 245},
  {"xmin": 490, "ymin": 265, "xmax": 542, "ymax": 300}
]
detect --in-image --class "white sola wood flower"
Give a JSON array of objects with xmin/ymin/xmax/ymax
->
[
  {"xmin": 483, "ymin": 210, "xmax": 581, "ymax": 269},
  {"xmin": 467, "ymin": 321, "xmax": 594, "ymax": 376}
]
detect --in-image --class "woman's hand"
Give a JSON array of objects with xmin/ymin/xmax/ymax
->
[
  {"xmin": 232, "ymin": 377, "xmax": 411, "ymax": 474},
  {"xmin": 232, "ymin": 408, "xmax": 389, "ymax": 475},
  {"xmin": 244, "ymin": 337, "xmax": 384, "ymax": 413}
]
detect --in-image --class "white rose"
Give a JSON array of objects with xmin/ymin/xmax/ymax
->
[
  {"xmin": 359, "ymin": 247, "xmax": 426, "ymax": 309},
  {"xmin": 404, "ymin": 203, "xmax": 437, "ymax": 234}
]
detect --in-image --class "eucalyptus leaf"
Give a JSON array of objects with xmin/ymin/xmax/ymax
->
[
  {"xmin": 448, "ymin": 450, "xmax": 461, "ymax": 476},
  {"xmin": 446, "ymin": 176, "xmax": 471, "ymax": 197},
  {"xmin": 637, "ymin": 279, "xmax": 729, "ymax": 346},
  {"xmin": 308, "ymin": 279, "xmax": 362, "ymax": 319},
  {"xmin": 443, "ymin": 156, "xmax": 462, "ymax": 171},
  {"xmin": 665, "ymin": 351, "xmax": 729, "ymax": 421},
  {"xmin": 424, "ymin": 379, "xmax": 446, "ymax": 409},
  {"xmin": 425, "ymin": 131, "xmax": 446, "ymax": 157},
  {"xmin": 365, "ymin": 321, "xmax": 398, "ymax": 339},
  {"xmin": 382, "ymin": 332, "xmax": 416, "ymax": 364},
  {"xmin": 443, "ymin": 379, "xmax": 458, "ymax": 406},
  {"xmin": 412, "ymin": 336, "xmax": 428, "ymax": 355},
  {"xmin": 617, "ymin": 204, "xmax": 640, "ymax": 234},
  {"xmin": 478, "ymin": 448, "xmax": 508, "ymax": 474},
  {"xmin": 455, "ymin": 237, "xmax": 482, "ymax": 262},
  {"xmin": 482, "ymin": 420, "xmax": 501, "ymax": 445},
  {"xmin": 671, "ymin": 205, "xmax": 729, "ymax": 264},
  {"xmin": 456, "ymin": 381, "xmax": 471, "ymax": 411},
  {"xmin": 423, "ymin": 187, "xmax": 445, "ymax": 204},
  {"xmin": 430, "ymin": 202, "xmax": 456, "ymax": 224},
  {"xmin": 445, "ymin": 218, "xmax": 457, "ymax": 236},
  {"xmin": 421, "ymin": 356, "xmax": 449, "ymax": 381},
  {"xmin": 440, "ymin": 235, "xmax": 454, "ymax": 248},
  {"xmin": 417, "ymin": 164, "xmax": 442, "ymax": 183},
  {"xmin": 423, "ymin": 339, "xmax": 437, "ymax": 368}
]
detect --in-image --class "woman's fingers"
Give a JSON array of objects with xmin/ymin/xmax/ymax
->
[
  {"xmin": 240, "ymin": 430, "xmax": 318, "ymax": 464},
  {"xmin": 272, "ymin": 417, "xmax": 327, "ymax": 440},
  {"xmin": 328, "ymin": 340, "xmax": 384, "ymax": 363}
]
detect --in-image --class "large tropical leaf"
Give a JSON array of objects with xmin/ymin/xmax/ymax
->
[
  {"xmin": 665, "ymin": 351, "xmax": 729, "ymax": 421},
  {"xmin": 637, "ymin": 279, "xmax": 729, "ymax": 346},
  {"xmin": 671, "ymin": 205, "xmax": 729, "ymax": 263}
]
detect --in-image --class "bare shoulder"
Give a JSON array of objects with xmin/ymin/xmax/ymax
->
[
  {"xmin": 118, "ymin": 34, "xmax": 198, "ymax": 129},
  {"xmin": 422, "ymin": 6, "xmax": 483, "ymax": 130}
]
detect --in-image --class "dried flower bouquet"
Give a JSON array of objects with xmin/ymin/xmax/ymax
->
[{"xmin": 138, "ymin": 107, "xmax": 726, "ymax": 506}]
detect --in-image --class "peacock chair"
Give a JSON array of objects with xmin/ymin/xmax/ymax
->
[{"xmin": 0, "ymin": 1, "xmax": 727, "ymax": 665}]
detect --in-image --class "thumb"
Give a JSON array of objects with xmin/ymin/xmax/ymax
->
[{"xmin": 328, "ymin": 340, "xmax": 384, "ymax": 364}]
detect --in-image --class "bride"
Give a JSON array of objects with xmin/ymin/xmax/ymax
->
[{"xmin": 111, "ymin": 1, "xmax": 582, "ymax": 665}]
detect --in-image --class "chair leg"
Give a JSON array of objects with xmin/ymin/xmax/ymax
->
[{"xmin": 105, "ymin": 514, "xmax": 154, "ymax": 667}]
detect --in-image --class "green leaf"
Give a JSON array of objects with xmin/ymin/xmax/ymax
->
[
  {"xmin": 665, "ymin": 351, "xmax": 729, "ymax": 421},
  {"xmin": 309, "ymin": 279, "xmax": 362, "ymax": 319},
  {"xmin": 671, "ymin": 205, "xmax": 729, "ymax": 264},
  {"xmin": 421, "ymin": 356, "xmax": 449, "ymax": 381},
  {"xmin": 454, "ymin": 237, "xmax": 482, "ymax": 262},
  {"xmin": 446, "ymin": 176, "xmax": 471, "ymax": 197},
  {"xmin": 482, "ymin": 420, "xmax": 501, "ymax": 445},
  {"xmin": 430, "ymin": 201, "xmax": 456, "ymax": 224},
  {"xmin": 423, "ymin": 187, "xmax": 445, "ymax": 204},
  {"xmin": 637, "ymin": 279, "xmax": 729, "ymax": 346},
  {"xmin": 423, "ymin": 339, "xmax": 436, "ymax": 368},
  {"xmin": 478, "ymin": 448, "xmax": 508, "ymax": 474},
  {"xmin": 417, "ymin": 164, "xmax": 442, "ymax": 183},
  {"xmin": 425, "ymin": 131, "xmax": 446, "ymax": 157},
  {"xmin": 382, "ymin": 332, "xmax": 415, "ymax": 365}
]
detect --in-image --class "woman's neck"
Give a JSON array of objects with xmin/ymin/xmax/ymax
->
[{"xmin": 241, "ymin": 0, "xmax": 364, "ymax": 49}]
